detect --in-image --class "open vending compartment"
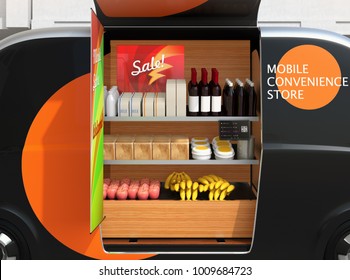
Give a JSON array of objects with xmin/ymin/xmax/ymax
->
[{"xmin": 92, "ymin": 0, "xmax": 262, "ymax": 253}]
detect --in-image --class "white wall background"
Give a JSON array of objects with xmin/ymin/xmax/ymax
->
[
  {"xmin": 6, "ymin": 0, "xmax": 31, "ymax": 27},
  {"xmin": 258, "ymin": 0, "xmax": 350, "ymax": 34},
  {"xmin": 31, "ymin": 0, "xmax": 95, "ymax": 29},
  {"xmin": 0, "ymin": 0, "xmax": 6, "ymax": 29},
  {"xmin": 0, "ymin": 0, "xmax": 350, "ymax": 38}
]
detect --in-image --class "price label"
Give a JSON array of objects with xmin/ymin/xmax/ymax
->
[{"xmin": 219, "ymin": 120, "xmax": 250, "ymax": 140}]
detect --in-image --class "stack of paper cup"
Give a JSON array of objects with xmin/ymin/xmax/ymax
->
[{"xmin": 237, "ymin": 136, "xmax": 255, "ymax": 159}]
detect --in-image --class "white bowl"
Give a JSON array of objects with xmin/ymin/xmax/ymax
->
[
  {"xmin": 191, "ymin": 137, "xmax": 209, "ymax": 144},
  {"xmin": 192, "ymin": 145, "xmax": 212, "ymax": 160},
  {"xmin": 214, "ymin": 146, "xmax": 235, "ymax": 160}
]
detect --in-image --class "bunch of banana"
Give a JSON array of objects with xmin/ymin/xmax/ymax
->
[
  {"xmin": 164, "ymin": 172, "xmax": 235, "ymax": 201},
  {"xmin": 197, "ymin": 174, "xmax": 235, "ymax": 201},
  {"xmin": 179, "ymin": 180, "xmax": 199, "ymax": 201},
  {"xmin": 164, "ymin": 172, "xmax": 199, "ymax": 201}
]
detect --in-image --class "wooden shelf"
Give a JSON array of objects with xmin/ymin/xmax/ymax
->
[
  {"xmin": 104, "ymin": 116, "xmax": 259, "ymax": 122},
  {"xmin": 104, "ymin": 159, "xmax": 259, "ymax": 165}
]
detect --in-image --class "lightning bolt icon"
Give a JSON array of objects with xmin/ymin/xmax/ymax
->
[{"xmin": 148, "ymin": 53, "xmax": 174, "ymax": 85}]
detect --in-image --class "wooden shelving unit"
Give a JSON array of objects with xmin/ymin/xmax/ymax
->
[{"xmin": 101, "ymin": 38, "xmax": 261, "ymax": 246}]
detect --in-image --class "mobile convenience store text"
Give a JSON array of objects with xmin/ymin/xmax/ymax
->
[{"xmin": 266, "ymin": 63, "xmax": 349, "ymax": 100}]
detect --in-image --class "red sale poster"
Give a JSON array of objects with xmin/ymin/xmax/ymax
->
[{"xmin": 117, "ymin": 45, "xmax": 184, "ymax": 92}]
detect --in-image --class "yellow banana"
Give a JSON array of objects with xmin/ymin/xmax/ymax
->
[
  {"xmin": 170, "ymin": 183, "xmax": 175, "ymax": 191},
  {"xmin": 198, "ymin": 177, "xmax": 210, "ymax": 186},
  {"xmin": 227, "ymin": 184, "xmax": 235, "ymax": 193},
  {"xmin": 171, "ymin": 174, "xmax": 177, "ymax": 184},
  {"xmin": 186, "ymin": 188, "xmax": 192, "ymax": 200},
  {"xmin": 192, "ymin": 189, "xmax": 198, "ymax": 200},
  {"xmin": 215, "ymin": 180, "xmax": 224, "ymax": 189},
  {"xmin": 174, "ymin": 183, "xmax": 180, "ymax": 192},
  {"xmin": 219, "ymin": 189, "xmax": 227, "ymax": 200},
  {"xmin": 165, "ymin": 172, "xmax": 176, "ymax": 189},
  {"xmin": 209, "ymin": 182, "xmax": 216, "ymax": 190},
  {"xmin": 217, "ymin": 176, "xmax": 224, "ymax": 181},
  {"xmin": 199, "ymin": 184, "xmax": 205, "ymax": 192},
  {"xmin": 186, "ymin": 180, "xmax": 193, "ymax": 189},
  {"xmin": 180, "ymin": 189, "xmax": 186, "ymax": 200},
  {"xmin": 214, "ymin": 188, "xmax": 221, "ymax": 200},
  {"xmin": 176, "ymin": 173, "xmax": 182, "ymax": 183},
  {"xmin": 204, "ymin": 184, "xmax": 209, "ymax": 192},
  {"xmin": 220, "ymin": 181, "xmax": 230, "ymax": 191},
  {"xmin": 209, "ymin": 189, "xmax": 215, "ymax": 200},
  {"xmin": 180, "ymin": 181, "xmax": 186, "ymax": 190},
  {"xmin": 208, "ymin": 174, "xmax": 219, "ymax": 182},
  {"xmin": 203, "ymin": 175, "xmax": 214, "ymax": 184},
  {"xmin": 192, "ymin": 181, "xmax": 199, "ymax": 190},
  {"xmin": 182, "ymin": 172, "xmax": 191, "ymax": 181},
  {"xmin": 179, "ymin": 172, "xmax": 185, "ymax": 182}
]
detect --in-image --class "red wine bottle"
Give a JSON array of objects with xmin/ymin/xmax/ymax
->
[
  {"xmin": 199, "ymin": 68, "xmax": 210, "ymax": 116},
  {"xmin": 209, "ymin": 68, "xmax": 216, "ymax": 89},
  {"xmin": 210, "ymin": 69, "xmax": 221, "ymax": 116},
  {"xmin": 188, "ymin": 68, "xmax": 199, "ymax": 116}
]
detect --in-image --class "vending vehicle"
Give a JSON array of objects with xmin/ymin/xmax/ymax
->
[{"xmin": 1, "ymin": 0, "xmax": 350, "ymax": 260}]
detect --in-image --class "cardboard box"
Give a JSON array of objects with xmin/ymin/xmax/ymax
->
[
  {"xmin": 176, "ymin": 79, "xmax": 187, "ymax": 116},
  {"xmin": 171, "ymin": 135, "xmax": 189, "ymax": 160},
  {"xmin": 115, "ymin": 135, "xmax": 135, "ymax": 160},
  {"xmin": 142, "ymin": 92, "xmax": 155, "ymax": 117},
  {"xmin": 154, "ymin": 92, "xmax": 166, "ymax": 117},
  {"xmin": 152, "ymin": 135, "xmax": 171, "ymax": 160},
  {"xmin": 166, "ymin": 79, "xmax": 176, "ymax": 117},
  {"xmin": 103, "ymin": 134, "xmax": 118, "ymax": 160},
  {"xmin": 134, "ymin": 135, "xmax": 153, "ymax": 160},
  {"xmin": 119, "ymin": 92, "xmax": 133, "ymax": 117},
  {"xmin": 131, "ymin": 92, "xmax": 143, "ymax": 117},
  {"xmin": 117, "ymin": 93, "xmax": 123, "ymax": 116}
]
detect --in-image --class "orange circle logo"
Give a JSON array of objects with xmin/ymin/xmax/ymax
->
[{"xmin": 275, "ymin": 45, "xmax": 342, "ymax": 110}]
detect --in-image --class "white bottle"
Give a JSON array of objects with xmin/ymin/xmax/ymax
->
[
  {"xmin": 106, "ymin": 86, "xmax": 119, "ymax": 117},
  {"xmin": 114, "ymin": 87, "xmax": 120, "ymax": 116}
]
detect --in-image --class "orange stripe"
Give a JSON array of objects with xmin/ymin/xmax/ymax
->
[{"xmin": 22, "ymin": 74, "xmax": 154, "ymax": 259}]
